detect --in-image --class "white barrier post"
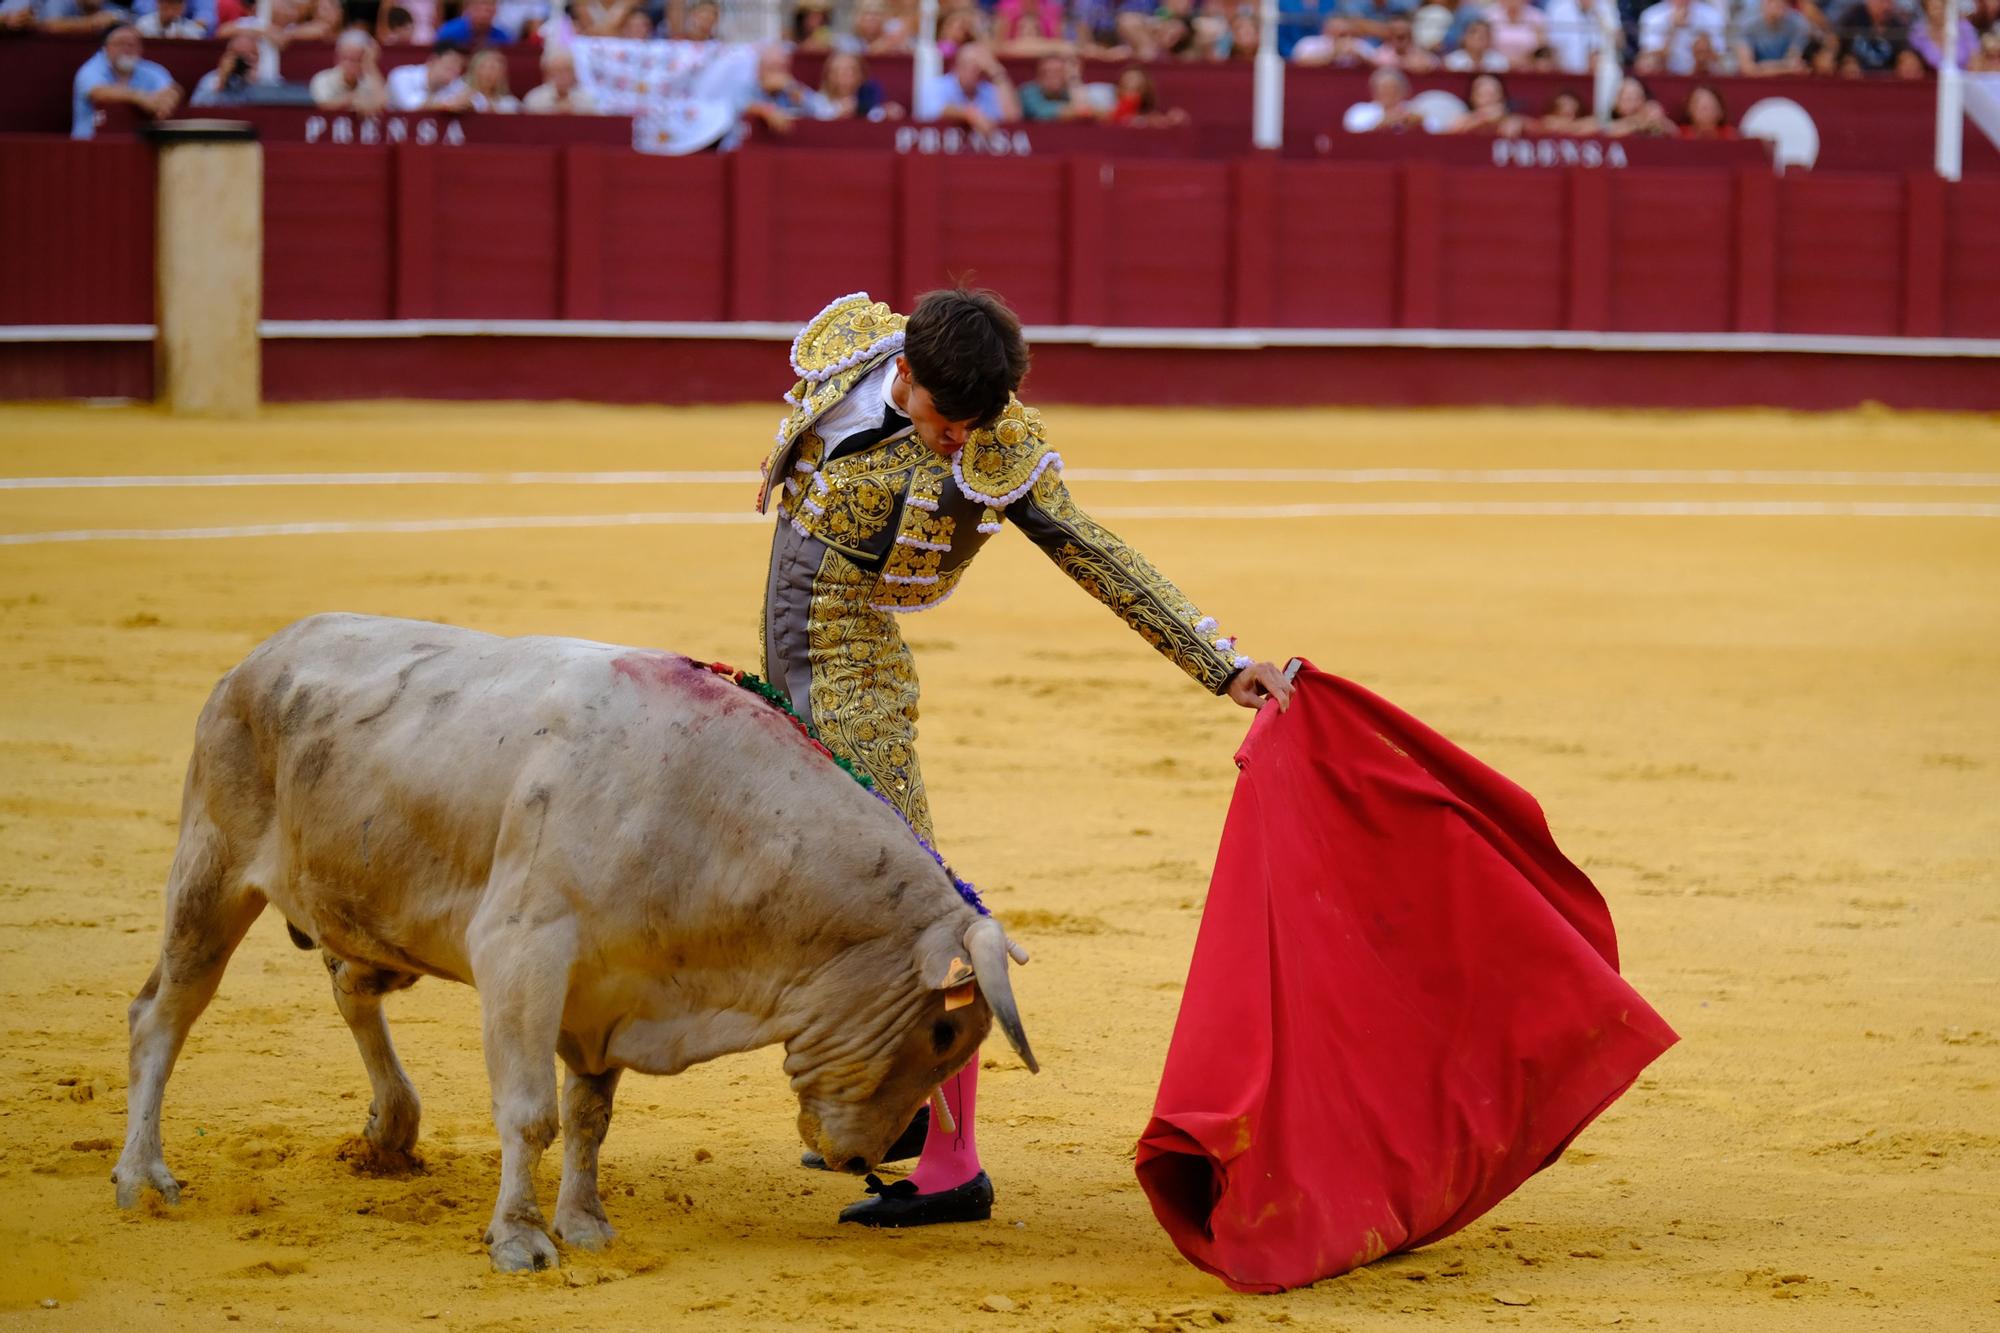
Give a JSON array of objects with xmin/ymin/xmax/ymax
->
[
  {"xmin": 152, "ymin": 121, "xmax": 262, "ymax": 418},
  {"xmin": 1591, "ymin": 0, "xmax": 1622, "ymax": 121},
  {"xmin": 1252, "ymin": 0, "xmax": 1282, "ymax": 149},
  {"xmin": 1936, "ymin": 0, "xmax": 1964, "ymax": 181},
  {"xmin": 913, "ymin": 0, "xmax": 940, "ymax": 120}
]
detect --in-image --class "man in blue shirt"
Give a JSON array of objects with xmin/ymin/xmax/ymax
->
[
  {"xmin": 72, "ymin": 24, "xmax": 181, "ymax": 138},
  {"xmin": 435, "ymin": 0, "xmax": 512, "ymax": 45},
  {"xmin": 918, "ymin": 42, "xmax": 1020, "ymax": 131}
]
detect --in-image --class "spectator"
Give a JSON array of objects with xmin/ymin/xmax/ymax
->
[
  {"xmin": 1734, "ymin": 0, "xmax": 1811, "ymax": 71},
  {"xmin": 1910, "ymin": 0, "xmax": 1977, "ymax": 66},
  {"xmin": 1372, "ymin": 16, "xmax": 1440, "ymax": 65},
  {"xmin": 1689, "ymin": 27, "xmax": 1734, "ymax": 69},
  {"xmin": 497, "ymin": 0, "xmax": 550, "ymax": 41},
  {"xmin": 386, "ymin": 39, "xmax": 469, "ymax": 109},
  {"xmin": 1341, "ymin": 0, "xmax": 1418, "ymax": 38},
  {"xmin": 817, "ymin": 49, "xmax": 902, "ymax": 118},
  {"xmin": 1021, "ymin": 51, "xmax": 1089, "ymax": 118},
  {"xmin": 935, "ymin": 4, "xmax": 987, "ymax": 58},
  {"xmin": 1893, "ymin": 41, "xmax": 1928, "ymax": 70},
  {"xmin": 135, "ymin": 0, "xmax": 208, "ymax": 37},
  {"xmin": 1412, "ymin": 0, "xmax": 1471, "ymax": 51},
  {"xmin": 679, "ymin": 0, "xmax": 718, "ymax": 38},
  {"xmin": 838, "ymin": 0, "xmax": 908, "ymax": 53},
  {"xmin": 794, "ymin": 0, "xmax": 836, "ymax": 48},
  {"xmin": 1483, "ymin": 0, "xmax": 1547, "ymax": 64},
  {"xmin": 1226, "ymin": 8, "xmax": 1262, "ymax": 57},
  {"xmin": 311, "ymin": 30, "xmax": 388, "ymax": 111},
  {"xmin": 571, "ymin": 0, "xmax": 635, "ymax": 35},
  {"xmin": 466, "ymin": 46, "xmax": 518, "ymax": 109},
  {"xmin": 1342, "ymin": 64, "xmax": 1426, "ymax": 128},
  {"xmin": 523, "ymin": 45, "xmax": 599, "ymax": 111},
  {"xmin": 1635, "ymin": 0, "xmax": 1728, "ymax": 73},
  {"xmin": 618, "ymin": 7, "xmax": 652, "ymax": 36},
  {"xmin": 742, "ymin": 44, "xmax": 819, "ymax": 133},
  {"xmin": 920, "ymin": 41, "xmax": 1020, "ymax": 128},
  {"xmin": 1444, "ymin": 16, "xmax": 1510, "ymax": 66},
  {"xmin": 436, "ymin": 0, "xmax": 512, "ymax": 45},
  {"xmin": 71, "ymin": 24, "xmax": 180, "ymax": 138},
  {"xmin": 1601, "ymin": 72, "xmax": 1673, "ymax": 131},
  {"xmin": 191, "ymin": 28, "xmax": 263, "ymax": 104},
  {"xmin": 1678, "ymin": 81, "xmax": 1735, "ymax": 134},
  {"xmin": 40, "ymin": 0, "xmax": 133, "ymax": 36},
  {"xmin": 997, "ymin": 0, "xmax": 1069, "ymax": 52},
  {"xmin": 1975, "ymin": 27, "xmax": 2000, "ymax": 67},
  {"xmin": 1538, "ymin": 86, "xmax": 1597, "ymax": 131},
  {"xmin": 379, "ymin": 5, "xmax": 416, "ymax": 42},
  {"xmin": 221, "ymin": 0, "xmax": 331, "ymax": 46},
  {"xmin": 1803, "ymin": 32, "xmax": 1845, "ymax": 71},
  {"xmin": 1293, "ymin": 13, "xmax": 1377, "ymax": 61},
  {"xmin": 1107, "ymin": 63, "xmax": 1189, "ymax": 123},
  {"xmin": 1544, "ymin": 0, "xmax": 1614, "ymax": 74},
  {"xmin": 1445, "ymin": 70, "xmax": 1522, "ymax": 131},
  {"xmin": 1838, "ymin": 0, "xmax": 1908, "ymax": 70}
]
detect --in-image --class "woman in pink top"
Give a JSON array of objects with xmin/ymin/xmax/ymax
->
[
  {"xmin": 996, "ymin": 0, "xmax": 1068, "ymax": 49},
  {"xmin": 1482, "ymin": 0, "xmax": 1547, "ymax": 66}
]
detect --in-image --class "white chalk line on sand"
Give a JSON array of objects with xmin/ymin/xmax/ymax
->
[
  {"xmin": 5, "ymin": 468, "xmax": 2000, "ymax": 491},
  {"xmin": 6, "ymin": 501, "xmax": 2000, "ymax": 546}
]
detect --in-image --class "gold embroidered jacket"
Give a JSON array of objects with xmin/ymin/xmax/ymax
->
[{"xmin": 756, "ymin": 292, "xmax": 1251, "ymax": 695}]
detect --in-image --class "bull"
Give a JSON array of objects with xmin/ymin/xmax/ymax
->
[{"xmin": 111, "ymin": 613, "xmax": 1035, "ymax": 1271}]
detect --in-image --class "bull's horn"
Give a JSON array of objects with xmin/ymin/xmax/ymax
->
[{"xmin": 966, "ymin": 917, "xmax": 1038, "ymax": 1074}]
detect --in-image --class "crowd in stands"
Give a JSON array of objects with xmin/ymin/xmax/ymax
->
[
  {"xmin": 1345, "ymin": 64, "xmax": 1733, "ymax": 133},
  {"xmin": 19, "ymin": 0, "xmax": 1999, "ymax": 140}
]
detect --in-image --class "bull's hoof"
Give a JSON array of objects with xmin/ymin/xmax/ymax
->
[
  {"xmin": 486, "ymin": 1223, "xmax": 560, "ymax": 1273},
  {"xmin": 553, "ymin": 1209, "xmax": 617, "ymax": 1251},
  {"xmin": 112, "ymin": 1159, "xmax": 182, "ymax": 1209},
  {"xmin": 363, "ymin": 1090, "xmax": 421, "ymax": 1156}
]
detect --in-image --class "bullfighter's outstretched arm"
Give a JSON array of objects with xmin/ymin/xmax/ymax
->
[{"xmin": 1007, "ymin": 467, "xmax": 1251, "ymax": 696}]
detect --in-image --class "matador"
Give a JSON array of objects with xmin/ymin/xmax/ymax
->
[{"xmin": 757, "ymin": 288, "xmax": 1293, "ymax": 1226}]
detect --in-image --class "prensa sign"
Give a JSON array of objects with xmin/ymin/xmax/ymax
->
[{"xmin": 303, "ymin": 115, "xmax": 470, "ymax": 147}]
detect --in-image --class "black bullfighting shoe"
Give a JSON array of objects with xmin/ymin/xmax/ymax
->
[
  {"xmin": 837, "ymin": 1171, "xmax": 994, "ymax": 1227},
  {"xmin": 800, "ymin": 1106, "xmax": 928, "ymax": 1171}
]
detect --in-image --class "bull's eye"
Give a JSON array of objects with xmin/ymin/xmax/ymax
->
[{"xmin": 931, "ymin": 1019, "xmax": 955, "ymax": 1055}]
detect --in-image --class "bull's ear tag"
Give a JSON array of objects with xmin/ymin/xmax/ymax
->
[
  {"xmin": 940, "ymin": 956, "xmax": 975, "ymax": 989},
  {"xmin": 944, "ymin": 982, "xmax": 977, "ymax": 1012}
]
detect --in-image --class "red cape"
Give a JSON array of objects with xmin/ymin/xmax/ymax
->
[{"xmin": 1135, "ymin": 665, "xmax": 1678, "ymax": 1293}]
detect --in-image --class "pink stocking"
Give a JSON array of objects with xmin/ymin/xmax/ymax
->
[{"xmin": 907, "ymin": 1057, "xmax": 981, "ymax": 1194}]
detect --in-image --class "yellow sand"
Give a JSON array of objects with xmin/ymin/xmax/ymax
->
[{"xmin": 1, "ymin": 402, "xmax": 1996, "ymax": 1331}]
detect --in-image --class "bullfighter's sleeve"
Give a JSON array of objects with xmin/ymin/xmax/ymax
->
[{"xmin": 1008, "ymin": 466, "xmax": 1250, "ymax": 695}]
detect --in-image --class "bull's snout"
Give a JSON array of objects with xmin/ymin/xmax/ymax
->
[{"xmin": 841, "ymin": 1156, "xmax": 868, "ymax": 1175}]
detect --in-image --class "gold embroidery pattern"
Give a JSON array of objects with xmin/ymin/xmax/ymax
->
[
  {"xmin": 1024, "ymin": 468, "xmax": 1237, "ymax": 694},
  {"xmin": 871, "ymin": 563, "xmax": 969, "ymax": 613},
  {"xmin": 805, "ymin": 548, "xmax": 932, "ymax": 841},
  {"xmin": 783, "ymin": 435, "xmax": 933, "ymax": 558},
  {"xmin": 955, "ymin": 399, "xmax": 1055, "ymax": 506},
  {"xmin": 792, "ymin": 296, "xmax": 905, "ymax": 380}
]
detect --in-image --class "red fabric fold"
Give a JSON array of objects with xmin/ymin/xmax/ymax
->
[{"xmin": 1135, "ymin": 664, "xmax": 1678, "ymax": 1294}]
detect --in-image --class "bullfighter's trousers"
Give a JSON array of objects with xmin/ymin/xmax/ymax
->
[{"xmin": 762, "ymin": 519, "xmax": 933, "ymax": 842}]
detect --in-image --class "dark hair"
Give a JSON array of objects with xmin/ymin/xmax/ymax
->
[
  {"xmin": 1681, "ymin": 82, "xmax": 1728, "ymax": 124},
  {"xmin": 386, "ymin": 5, "xmax": 413, "ymax": 24},
  {"xmin": 1547, "ymin": 88, "xmax": 1582, "ymax": 114},
  {"xmin": 902, "ymin": 288, "xmax": 1029, "ymax": 428},
  {"xmin": 432, "ymin": 39, "xmax": 468, "ymax": 56}
]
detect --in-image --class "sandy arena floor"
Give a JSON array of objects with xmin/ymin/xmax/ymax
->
[{"xmin": 0, "ymin": 401, "xmax": 1995, "ymax": 1331}]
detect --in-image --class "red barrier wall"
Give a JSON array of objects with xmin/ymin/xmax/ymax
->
[{"xmin": 7, "ymin": 138, "xmax": 1999, "ymax": 339}]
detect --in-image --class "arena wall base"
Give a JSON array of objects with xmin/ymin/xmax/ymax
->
[
  {"xmin": 253, "ymin": 329, "xmax": 2000, "ymax": 414},
  {"xmin": 5, "ymin": 326, "xmax": 1997, "ymax": 413}
]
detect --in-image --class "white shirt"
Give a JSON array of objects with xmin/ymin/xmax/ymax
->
[
  {"xmin": 1545, "ymin": 0, "xmax": 1607, "ymax": 73},
  {"xmin": 807, "ymin": 360, "xmax": 912, "ymax": 453},
  {"xmin": 386, "ymin": 62, "xmax": 463, "ymax": 111},
  {"xmin": 1638, "ymin": 0, "xmax": 1727, "ymax": 74}
]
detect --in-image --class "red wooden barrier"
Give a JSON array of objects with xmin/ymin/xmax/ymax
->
[
  {"xmin": 0, "ymin": 138, "xmax": 153, "ymax": 325},
  {"xmin": 1941, "ymin": 178, "xmax": 2000, "ymax": 339},
  {"xmin": 563, "ymin": 149, "xmax": 728, "ymax": 320},
  {"xmin": 264, "ymin": 146, "xmax": 395, "ymax": 320}
]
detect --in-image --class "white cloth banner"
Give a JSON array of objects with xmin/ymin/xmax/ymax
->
[{"xmin": 567, "ymin": 36, "xmax": 758, "ymax": 155}]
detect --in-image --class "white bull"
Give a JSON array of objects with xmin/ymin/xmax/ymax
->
[{"xmin": 112, "ymin": 613, "xmax": 1035, "ymax": 1271}]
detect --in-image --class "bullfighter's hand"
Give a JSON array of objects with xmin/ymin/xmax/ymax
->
[{"xmin": 1227, "ymin": 661, "xmax": 1293, "ymax": 712}]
